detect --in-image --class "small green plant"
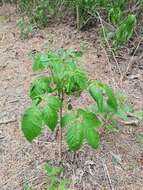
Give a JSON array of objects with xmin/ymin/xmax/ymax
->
[
  {"xmin": 23, "ymin": 163, "xmax": 74, "ymax": 190},
  {"xmin": 30, "ymin": 0, "xmax": 50, "ymax": 27},
  {"xmin": 18, "ymin": 0, "xmax": 34, "ymax": 13},
  {"xmin": 16, "ymin": 0, "xmax": 140, "ymax": 46},
  {"xmin": 90, "ymin": 88, "xmax": 143, "ymax": 133},
  {"xmin": 21, "ymin": 48, "xmax": 140, "ymax": 159},
  {"xmin": 17, "ymin": 18, "xmax": 33, "ymax": 39},
  {"xmin": 45, "ymin": 163, "xmax": 73, "ymax": 190},
  {"xmin": 113, "ymin": 14, "xmax": 137, "ymax": 46},
  {"xmin": 23, "ymin": 184, "xmax": 33, "ymax": 190}
]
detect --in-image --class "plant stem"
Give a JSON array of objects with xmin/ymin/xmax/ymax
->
[
  {"xmin": 58, "ymin": 90, "xmax": 64, "ymax": 162},
  {"xmin": 76, "ymin": 5, "xmax": 80, "ymax": 30}
]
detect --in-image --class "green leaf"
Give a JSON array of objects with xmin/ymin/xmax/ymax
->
[
  {"xmin": 45, "ymin": 96, "xmax": 61, "ymax": 111},
  {"xmin": 21, "ymin": 106, "xmax": 43, "ymax": 142},
  {"xmin": 89, "ymin": 84, "xmax": 103, "ymax": 112},
  {"xmin": 74, "ymin": 70, "xmax": 88, "ymax": 90},
  {"xmin": 103, "ymin": 84, "xmax": 118, "ymax": 112},
  {"xmin": 23, "ymin": 184, "xmax": 33, "ymax": 190},
  {"xmin": 43, "ymin": 106, "xmax": 58, "ymax": 131},
  {"xmin": 65, "ymin": 69, "xmax": 87, "ymax": 95},
  {"xmin": 85, "ymin": 127, "xmax": 100, "ymax": 149},
  {"xmin": 30, "ymin": 75, "xmax": 52, "ymax": 100},
  {"xmin": 78, "ymin": 109, "xmax": 101, "ymax": 128},
  {"xmin": 102, "ymin": 101, "xmax": 113, "ymax": 113},
  {"xmin": 32, "ymin": 54, "xmax": 45, "ymax": 71},
  {"xmin": 45, "ymin": 163, "xmax": 63, "ymax": 177},
  {"xmin": 32, "ymin": 52, "xmax": 52, "ymax": 71},
  {"xmin": 131, "ymin": 111, "xmax": 143, "ymax": 120},
  {"xmin": 48, "ymin": 184, "xmax": 56, "ymax": 190},
  {"xmin": 89, "ymin": 81, "xmax": 117, "ymax": 113},
  {"xmin": 116, "ymin": 108, "xmax": 128, "ymax": 120},
  {"xmin": 62, "ymin": 113, "xmax": 76, "ymax": 128},
  {"xmin": 58, "ymin": 179, "xmax": 69, "ymax": 190},
  {"xmin": 114, "ymin": 14, "xmax": 136, "ymax": 46},
  {"xmin": 67, "ymin": 124, "xmax": 84, "ymax": 151},
  {"xmin": 105, "ymin": 125, "xmax": 119, "ymax": 133}
]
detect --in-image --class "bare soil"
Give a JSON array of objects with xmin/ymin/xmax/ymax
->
[{"xmin": 0, "ymin": 5, "xmax": 143, "ymax": 190}]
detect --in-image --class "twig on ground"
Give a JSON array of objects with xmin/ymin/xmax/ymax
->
[
  {"xmin": 0, "ymin": 118, "xmax": 17, "ymax": 125},
  {"xmin": 87, "ymin": 11, "xmax": 115, "ymax": 32},
  {"xmin": 118, "ymin": 119, "xmax": 139, "ymax": 126},
  {"xmin": 102, "ymin": 159, "xmax": 114, "ymax": 190}
]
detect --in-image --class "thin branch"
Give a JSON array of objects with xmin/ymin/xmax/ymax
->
[
  {"xmin": 76, "ymin": 5, "xmax": 80, "ymax": 30},
  {"xmin": 121, "ymin": 37, "xmax": 143, "ymax": 81},
  {"xmin": 118, "ymin": 119, "xmax": 139, "ymax": 126},
  {"xmin": 0, "ymin": 118, "xmax": 17, "ymax": 125},
  {"xmin": 88, "ymin": 11, "xmax": 123, "ymax": 88},
  {"xmin": 102, "ymin": 160, "xmax": 114, "ymax": 190},
  {"xmin": 58, "ymin": 90, "xmax": 64, "ymax": 162},
  {"xmin": 96, "ymin": 12, "xmax": 123, "ymax": 83},
  {"xmin": 101, "ymin": 44, "xmax": 118, "ymax": 90}
]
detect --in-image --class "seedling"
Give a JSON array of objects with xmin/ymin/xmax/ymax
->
[
  {"xmin": 17, "ymin": 18, "xmax": 33, "ymax": 39},
  {"xmin": 23, "ymin": 184, "xmax": 33, "ymax": 190},
  {"xmin": 21, "ymin": 48, "xmax": 140, "ymax": 160},
  {"xmin": 23, "ymin": 163, "xmax": 74, "ymax": 190},
  {"xmin": 113, "ymin": 14, "xmax": 136, "ymax": 46},
  {"xmin": 45, "ymin": 163, "xmax": 74, "ymax": 190}
]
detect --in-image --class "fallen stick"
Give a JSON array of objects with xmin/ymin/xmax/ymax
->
[
  {"xmin": 0, "ymin": 118, "xmax": 17, "ymax": 125},
  {"xmin": 102, "ymin": 159, "xmax": 114, "ymax": 190},
  {"xmin": 118, "ymin": 119, "xmax": 139, "ymax": 126}
]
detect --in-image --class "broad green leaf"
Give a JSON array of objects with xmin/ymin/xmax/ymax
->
[
  {"xmin": 116, "ymin": 108, "xmax": 128, "ymax": 120},
  {"xmin": 90, "ymin": 104, "xmax": 99, "ymax": 114},
  {"xmin": 65, "ymin": 78, "xmax": 75, "ymax": 95},
  {"xmin": 21, "ymin": 106, "xmax": 43, "ymax": 142},
  {"xmin": 32, "ymin": 54, "xmax": 46, "ymax": 71},
  {"xmin": 114, "ymin": 14, "xmax": 136, "ymax": 46},
  {"xmin": 89, "ymin": 84, "xmax": 103, "ymax": 112},
  {"xmin": 65, "ymin": 70, "xmax": 87, "ymax": 95},
  {"xmin": 103, "ymin": 84, "xmax": 118, "ymax": 112},
  {"xmin": 109, "ymin": 7, "xmax": 122, "ymax": 25},
  {"xmin": 89, "ymin": 81, "xmax": 117, "ymax": 112},
  {"xmin": 62, "ymin": 113, "xmax": 76, "ymax": 128},
  {"xmin": 102, "ymin": 101, "xmax": 113, "ymax": 113},
  {"xmin": 45, "ymin": 96, "xmax": 61, "ymax": 111},
  {"xmin": 67, "ymin": 124, "xmax": 84, "ymax": 151},
  {"xmin": 74, "ymin": 70, "xmax": 88, "ymax": 90},
  {"xmin": 43, "ymin": 107, "xmax": 58, "ymax": 131},
  {"xmin": 45, "ymin": 163, "xmax": 63, "ymax": 177},
  {"xmin": 30, "ymin": 76, "xmax": 52, "ymax": 100},
  {"xmin": 85, "ymin": 127, "xmax": 100, "ymax": 149},
  {"xmin": 32, "ymin": 52, "xmax": 51, "ymax": 71},
  {"xmin": 78, "ymin": 109, "xmax": 101, "ymax": 128}
]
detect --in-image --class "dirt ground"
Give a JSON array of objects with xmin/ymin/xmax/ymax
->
[{"xmin": 0, "ymin": 5, "xmax": 143, "ymax": 190}]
